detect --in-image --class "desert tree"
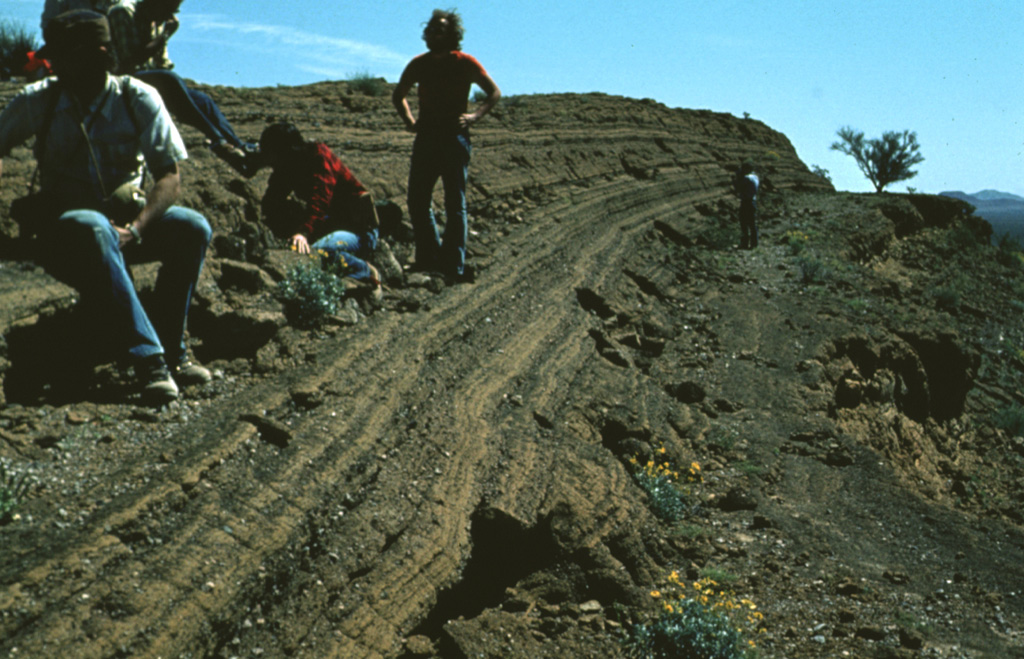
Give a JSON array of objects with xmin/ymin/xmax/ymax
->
[
  {"xmin": 831, "ymin": 127, "xmax": 924, "ymax": 192},
  {"xmin": 0, "ymin": 18, "xmax": 39, "ymax": 81}
]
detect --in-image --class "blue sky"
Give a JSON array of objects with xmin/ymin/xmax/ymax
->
[{"xmin": 5, "ymin": 0, "xmax": 1023, "ymax": 196}]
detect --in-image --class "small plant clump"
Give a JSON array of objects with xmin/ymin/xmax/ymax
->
[
  {"xmin": 0, "ymin": 459, "xmax": 32, "ymax": 524},
  {"xmin": 796, "ymin": 255, "xmax": 829, "ymax": 284},
  {"xmin": 630, "ymin": 448, "xmax": 702, "ymax": 523},
  {"xmin": 942, "ymin": 223, "xmax": 984, "ymax": 254},
  {"xmin": 930, "ymin": 284, "xmax": 960, "ymax": 312},
  {"xmin": 996, "ymin": 233, "xmax": 1024, "ymax": 268},
  {"xmin": 992, "ymin": 404, "xmax": 1024, "ymax": 437},
  {"xmin": 277, "ymin": 249, "xmax": 352, "ymax": 328},
  {"xmin": 626, "ymin": 572, "xmax": 763, "ymax": 659},
  {"xmin": 346, "ymin": 71, "xmax": 388, "ymax": 97},
  {"xmin": 783, "ymin": 229, "xmax": 810, "ymax": 255},
  {"xmin": 809, "ymin": 164, "xmax": 832, "ymax": 184}
]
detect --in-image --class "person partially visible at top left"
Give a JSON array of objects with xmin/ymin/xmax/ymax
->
[
  {"xmin": 40, "ymin": 0, "xmax": 118, "ymax": 30},
  {"xmin": 105, "ymin": 0, "xmax": 259, "ymax": 175}
]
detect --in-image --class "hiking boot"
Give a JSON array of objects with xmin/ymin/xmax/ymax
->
[
  {"xmin": 367, "ymin": 264, "xmax": 384, "ymax": 304},
  {"xmin": 138, "ymin": 355, "xmax": 179, "ymax": 403},
  {"xmin": 442, "ymin": 263, "xmax": 475, "ymax": 286},
  {"xmin": 171, "ymin": 355, "xmax": 213, "ymax": 386},
  {"xmin": 211, "ymin": 142, "xmax": 261, "ymax": 178}
]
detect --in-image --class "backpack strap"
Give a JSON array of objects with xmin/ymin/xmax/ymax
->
[
  {"xmin": 118, "ymin": 75, "xmax": 139, "ymax": 131},
  {"xmin": 27, "ymin": 82, "xmax": 63, "ymax": 194},
  {"xmin": 28, "ymin": 76, "xmax": 148, "ymax": 194}
]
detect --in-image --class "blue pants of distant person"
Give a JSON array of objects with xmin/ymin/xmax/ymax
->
[
  {"xmin": 407, "ymin": 131, "xmax": 471, "ymax": 276},
  {"xmin": 311, "ymin": 227, "xmax": 379, "ymax": 281},
  {"xmin": 45, "ymin": 207, "xmax": 211, "ymax": 363}
]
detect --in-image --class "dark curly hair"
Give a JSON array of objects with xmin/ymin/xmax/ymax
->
[
  {"xmin": 259, "ymin": 122, "xmax": 306, "ymax": 162},
  {"xmin": 422, "ymin": 9, "xmax": 464, "ymax": 51}
]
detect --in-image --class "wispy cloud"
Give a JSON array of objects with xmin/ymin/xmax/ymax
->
[{"xmin": 183, "ymin": 14, "xmax": 408, "ymax": 70}]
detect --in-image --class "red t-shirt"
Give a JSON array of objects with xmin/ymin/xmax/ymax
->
[
  {"xmin": 401, "ymin": 51, "xmax": 488, "ymax": 130},
  {"xmin": 23, "ymin": 51, "xmax": 52, "ymax": 77}
]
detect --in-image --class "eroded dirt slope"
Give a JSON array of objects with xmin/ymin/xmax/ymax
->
[{"xmin": 1, "ymin": 80, "xmax": 1023, "ymax": 659}]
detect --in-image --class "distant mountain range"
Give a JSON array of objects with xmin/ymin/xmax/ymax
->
[{"xmin": 940, "ymin": 190, "xmax": 1024, "ymax": 242}]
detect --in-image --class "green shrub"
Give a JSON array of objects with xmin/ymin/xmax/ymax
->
[
  {"xmin": 0, "ymin": 460, "xmax": 31, "ymax": 524},
  {"xmin": 626, "ymin": 574, "xmax": 760, "ymax": 659},
  {"xmin": 630, "ymin": 454, "xmax": 702, "ymax": 523},
  {"xmin": 943, "ymin": 223, "xmax": 984, "ymax": 253},
  {"xmin": 845, "ymin": 298, "xmax": 869, "ymax": 314},
  {"xmin": 784, "ymin": 229, "xmax": 810, "ymax": 256},
  {"xmin": 806, "ymin": 165, "xmax": 831, "ymax": 184},
  {"xmin": 672, "ymin": 523, "xmax": 708, "ymax": 540},
  {"xmin": 626, "ymin": 600, "xmax": 750, "ymax": 659},
  {"xmin": 997, "ymin": 233, "xmax": 1024, "ymax": 268},
  {"xmin": 633, "ymin": 461, "xmax": 688, "ymax": 522},
  {"xmin": 992, "ymin": 404, "xmax": 1024, "ymax": 437},
  {"xmin": 699, "ymin": 567, "xmax": 740, "ymax": 584},
  {"xmin": 796, "ymin": 256, "xmax": 829, "ymax": 284},
  {"xmin": 627, "ymin": 574, "xmax": 762, "ymax": 659},
  {"xmin": 277, "ymin": 260, "xmax": 349, "ymax": 328},
  {"xmin": 733, "ymin": 461, "xmax": 763, "ymax": 476},
  {"xmin": 707, "ymin": 426, "xmax": 739, "ymax": 451},
  {"xmin": 930, "ymin": 285, "xmax": 960, "ymax": 312},
  {"xmin": 346, "ymin": 71, "xmax": 387, "ymax": 97}
]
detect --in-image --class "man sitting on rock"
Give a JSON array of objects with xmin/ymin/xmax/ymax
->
[
  {"xmin": 254, "ymin": 122, "xmax": 384, "ymax": 301},
  {"xmin": 0, "ymin": 10, "xmax": 212, "ymax": 402}
]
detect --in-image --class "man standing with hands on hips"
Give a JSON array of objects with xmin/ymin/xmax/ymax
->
[
  {"xmin": 392, "ymin": 8, "xmax": 501, "ymax": 282},
  {"xmin": 0, "ymin": 10, "xmax": 212, "ymax": 403}
]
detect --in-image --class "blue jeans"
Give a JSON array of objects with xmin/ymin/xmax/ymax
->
[
  {"xmin": 44, "ymin": 207, "xmax": 211, "ymax": 361},
  {"xmin": 311, "ymin": 228, "xmax": 378, "ymax": 281},
  {"xmin": 135, "ymin": 70, "xmax": 248, "ymax": 150},
  {"xmin": 407, "ymin": 131, "xmax": 471, "ymax": 275}
]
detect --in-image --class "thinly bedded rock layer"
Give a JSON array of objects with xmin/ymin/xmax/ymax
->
[{"xmin": 3, "ymin": 81, "xmax": 1022, "ymax": 659}]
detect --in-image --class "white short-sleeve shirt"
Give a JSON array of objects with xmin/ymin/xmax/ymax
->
[{"xmin": 0, "ymin": 74, "xmax": 187, "ymax": 203}]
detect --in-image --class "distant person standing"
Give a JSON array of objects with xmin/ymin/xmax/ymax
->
[
  {"xmin": 736, "ymin": 160, "xmax": 760, "ymax": 249},
  {"xmin": 391, "ymin": 9, "xmax": 500, "ymax": 280}
]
